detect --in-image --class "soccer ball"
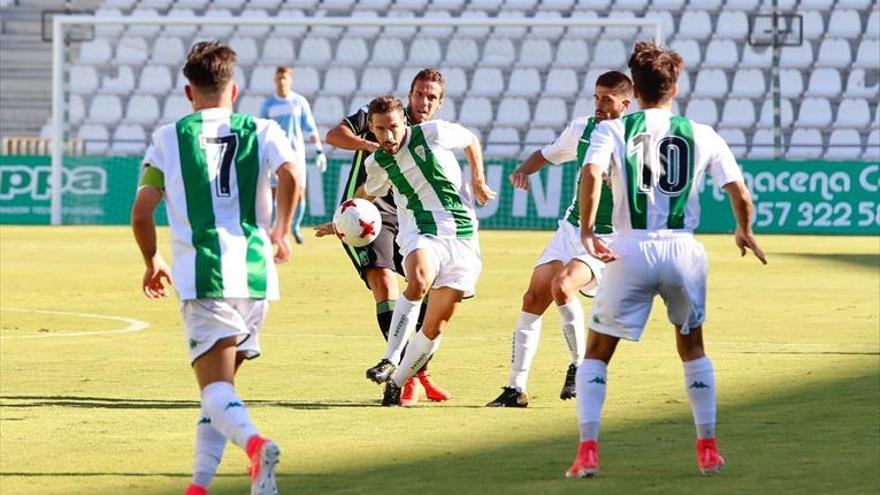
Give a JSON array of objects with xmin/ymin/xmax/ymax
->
[{"xmin": 333, "ymin": 198, "xmax": 382, "ymax": 247}]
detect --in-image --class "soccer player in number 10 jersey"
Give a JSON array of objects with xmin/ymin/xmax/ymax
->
[{"xmin": 567, "ymin": 41, "xmax": 767, "ymax": 479}]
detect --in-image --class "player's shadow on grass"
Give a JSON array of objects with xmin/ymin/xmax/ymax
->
[
  {"xmin": 777, "ymin": 252, "xmax": 880, "ymax": 270},
  {"xmin": 0, "ymin": 395, "xmax": 375, "ymax": 410},
  {"xmin": 4, "ymin": 370, "xmax": 877, "ymax": 495}
]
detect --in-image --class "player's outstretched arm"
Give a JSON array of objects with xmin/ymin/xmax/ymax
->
[
  {"xmin": 464, "ymin": 135, "xmax": 496, "ymax": 206},
  {"xmin": 326, "ymin": 121, "xmax": 378, "ymax": 153},
  {"xmin": 272, "ymin": 162, "xmax": 302, "ymax": 263},
  {"xmin": 131, "ymin": 185, "xmax": 172, "ymax": 298},
  {"xmin": 724, "ymin": 181, "xmax": 767, "ymax": 265},
  {"xmin": 578, "ymin": 163, "xmax": 616, "ymax": 262},
  {"xmin": 509, "ymin": 150, "xmax": 550, "ymax": 190}
]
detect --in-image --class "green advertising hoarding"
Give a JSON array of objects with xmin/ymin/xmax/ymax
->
[{"xmin": 1, "ymin": 154, "xmax": 878, "ymax": 234}]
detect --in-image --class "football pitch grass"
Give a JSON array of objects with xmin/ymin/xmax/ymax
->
[{"xmin": 0, "ymin": 226, "xmax": 877, "ymax": 495}]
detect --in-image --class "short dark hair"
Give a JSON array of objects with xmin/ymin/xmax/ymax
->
[
  {"xmin": 409, "ymin": 68, "xmax": 446, "ymax": 99},
  {"xmin": 596, "ymin": 70, "xmax": 634, "ymax": 97},
  {"xmin": 368, "ymin": 95, "xmax": 406, "ymax": 121},
  {"xmin": 183, "ymin": 41, "xmax": 237, "ymax": 95},
  {"xmin": 627, "ymin": 41, "xmax": 684, "ymax": 105},
  {"xmin": 275, "ymin": 66, "xmax": 292, "ymax": 76}
]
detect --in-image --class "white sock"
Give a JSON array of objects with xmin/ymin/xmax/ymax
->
[
  {"xmin": 382, "ymin": 296, "xmax": 423, "ymax": 364},
  {"xmin": 683, "ymin": 356, "xmax": 717, "ymax": 439},
  {"xmin": 576, "ymin": 359, "xmax": 607, "ymax": 442},
  {"xmin": 192, "ymin": 407, "xmax": 227, "ymax": 489},
  {"xmin": 508, "ymin": 311, "xmax": 542, "ymax": 393},
  {"xmin": 558, "ymin": 299, "xmax": 585, "ymax": 367},
  {"xmin": 391, "ymin": 331, "xmax": 440, "ymax": 387},
  {"xmin": 201, "ymin": 381, "xmax": 259, "ymax": 450}
]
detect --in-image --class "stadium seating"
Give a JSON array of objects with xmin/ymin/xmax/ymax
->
[{"xmin": 49, "ymin": 0, "xmax": 878, "ymax": 160}]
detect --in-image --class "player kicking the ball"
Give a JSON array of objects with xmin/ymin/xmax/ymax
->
[
  {"xmin": 131, "ymin": 42, "xmax": 302, "ymax": 495},
  {"xmin": 487, "ymin": 71, "xmax": 633, "ymax": 408},
  {"xmin": 357, "ymin": 95, "xmax": 495, "ymax": 406},
  {"xmin": 567, "ymin": 41, "xmax": 767, "ymax": 478}
]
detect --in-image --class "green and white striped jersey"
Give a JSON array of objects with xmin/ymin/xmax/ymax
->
[
  {"xmin": 540, "ymin": 116, "xmax": 614, "ymax": 234},
  {"xmin": 364, "ymin": 120, "xmax": 477, "ymax": 247},
  {"xmin": 143, "ymin": 108, "xmax": 297, "ymax": 301},
  {"xmin": 584, "ymin": 108, "xmax": 743, "ymax": 233}
]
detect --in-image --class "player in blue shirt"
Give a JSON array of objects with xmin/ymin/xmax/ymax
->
[{"xmin": 261, "ymin": 66, "xmax": 326, "ymax": 243}]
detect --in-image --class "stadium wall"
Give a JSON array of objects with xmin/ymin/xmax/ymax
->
[{"xmin": 1, "ymin": 155, "xmax": 878, "ymax": 235}]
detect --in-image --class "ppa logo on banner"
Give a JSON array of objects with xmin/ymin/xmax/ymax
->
[{"xmin": 0, "ymin": 165, "xmax": 107, "ymax": 201}]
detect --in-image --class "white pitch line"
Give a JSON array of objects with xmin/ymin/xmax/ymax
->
[{"xmin": 0, "ymin": 308, "xmax": 150, "ymax": 340}]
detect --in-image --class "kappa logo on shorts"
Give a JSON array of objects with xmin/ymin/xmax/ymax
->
[
  {"xmin": 413, "ymin": 145, "xmax": 426, "ymax": 161},
  {"xmin": 189, "ymin": 338, "xmax": 199, "ymax": 350},
  {"xmin": 197, "ymin": 417, "xmax": 211, "ymax": 425},
  {"xmin": 592, "ymin": 314, "xmax": 601, "ymax": 324},
  {"xmin": 588, "ymin": 376, "xmax": 606, "ymax": 385},
  {"xmin": 689, "ymin": 381, "xmax": 710, "ymax": 389}
]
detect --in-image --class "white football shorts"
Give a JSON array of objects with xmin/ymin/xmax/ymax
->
[
  {"xmin": 535, "ymin": 220, "xmax": 612, "ymax": 298},
  {"xmin": 401, "ymin": 235, "xmax": 482, "ymax": 298},
  {"xmin": 180, "ymin": 298, "xmax": 269, "ymax": 364},
  {"xmin": 589, "ymin": 231, "xmax": 708, "ymax": 341}
]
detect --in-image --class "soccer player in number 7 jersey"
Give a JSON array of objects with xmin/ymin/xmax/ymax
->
[
  {"xmin": 131, "ymin": 42, "xmax": 302, "ymax": 495},
  {"xmin": 486, "ymin": 71, "xmax": 633, "ymax": 408},
  {"xmin": 568, "ymin": 41, "xmax": 767, "ymax": 478},
  {"xmin": 357, "ymin": 96, "xmax": 495, "ymax": 406}
]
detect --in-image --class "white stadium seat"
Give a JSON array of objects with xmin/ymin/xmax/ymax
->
[
  {"xmin": 723, "ymin": 0, "xmax": 759, "ymax": 9},
  {"xmin": 827, "ymin": 10, "xmax": 862, "ymax": 39},
  {"xmin": 408, "ymin": 38, "xmax": 443, "ymax": 66},
  {"xmin": 573, "ymin": 0, "xmax": 610, "ymax": 9},
  {"xmin": 670, "ymin": 39, "xmax": 702, "ymax": 67},
  {"xmin": 334, "ymin": 39, "xmax": 369, "ymax": 67},
  {"xmin": 127, "ymin": 8, "xmax": 161, "ymax": 38},
  {"xmin": 69, "ymin": 95, "xmax": 85, "ymax": 125},
  {"xmin": 554, "ymin": 39, "xmax": 590, "ymax": 68},
  {"xmin": 435, "ymin": 97, "xmax": 457, "ymax": 122},
  {"xmin": 855, "ymin": 40, "xmax": 880, "ymax": 69},
  {"xmin": 720, "ymin": 98, "xmax": 756, "ymax": 128},
  {"xmin": 835, "ymin": 98, "xmax": 871, "ymax": 129},
  {"xmin": 604, "ymin": 11, "xmax": 640, "ymax": 41},
  {"xmin": 544, "ymin": 69, "xmax": 578, "ymax": 98},
  {"xmin": 799, "ymin": 0, "xmax": 833, "ymax": 8},
  {"xmin": 353, "ymin": 0, "xmax": 388, "ymax": 10},
  {"xmin": 687, "ymin": 0, "xmax": 722, "ymax": 9},
  {"xmin": 292, "ymin": 67, "xmax": 321, "ymax": 98},
  {"xmin": 494, "ymin": 11, "xmax": 528, "ymax": 38},
  {"xmin": 714, "ymin": 10, "xmax": 748, "ymax": 39},
  {"xmin": 213, "ymin": 0, "xmax": 247, "ymax": 10},
  {"xmin": 566, "ymin": 11, "xmax": 601, "ymax": 40},
  {"xmin": 419, "ymin": 11, "xmax": 455, "ymax": 40},
  {"xmin": 101, "ymin": 66, "xmax": 135, "ymax": 95},
  {"xmin": 88, "ymin": 95, "xmax": 123, "ymax": 125},
  {"xmin": 718, "ymin": 128, "xmax": 747, "ymax": 157},
  {"xmin": 94, "ymin": 8, "xmax": 124, "ymax": 38},
  {"xmin": 458, "ymin": 97, "xmax": 494, "ymax": 128},
  {"xmin": 139, "ymin": 0, "xmax": 172, "ymax": 9},
  {"xmin": 779, "ymin": 69, "xmax": 805, "ymax": 98},
  {"xmin": 391, "ymin": 0, "xmax": 428, "ymax": 10},
  {"xmin": 442, "ymin": 68, "xmax": 468, "ymax": 98},
  {"xmin": 470, "ymin": 68, "xmax": 505, "ymax": 97},
  {"xmin": 504, "ymin": 0, "xmax": 538, "ymax": 10},
  {"xmin": 285, "ymin": 0, "xmax": 318, "ymax": 8},
  {"xmin": 677, "ymin": 11, "xmax": 712, "ymax": 40},
  {"xmin": 864, "ymin": 130, "xmax": 880, "ymax": 160},
  {"xmin": 312, "ymin": 97, "xmax": 346, "ymax": 127},
  {"xmin": 640, "ymin": 10, "xmax": 675, "ymax": 42},
  {"xmin": 273, "ymin": 9, "xmax": 309, "ymax": 38},
  {"xmin": 371, "ymin": 39, "xmax": 406, "ymax": 67},
  {"xmin": 703, "ymin": 39, "xmax": 739, "ymax": 69},
  {"xmin": 482, "ymin": 38, "xmax": 516, "ymax": 67},
  {"xmin": 359, "ymin": 68, "xmax": 394, "ymax": 96},
  {"xmin": 112, "ymin": 124, "xmax": 147, "ymax": 155},
  {"xmin": 199, "ymin": 9, "xmax": 235, "ymax": 38},
  {"xmin": 867, "ymin": 10, "xmax": 880, "ymax": 39},
  {"xmin": 845, "ymin": 69, "xmax": 880, "ymax": 98},
  {"xmin": 103, "ymin": 0, "xmax": 135, "ymax": 10},
  {"xmin": 685, "ymin": 98, "xmax": 718, "ymax": 126},
  {"xmin": 162, "ymin": 95, "xmax": 191, "ymax": 123},
  {"xmin": 125, "ymin": 95, "xmax": 160, "ymax": 125},
  {"xmin": 533, "ymin": 98, "xmax": 568, "ymax": 128},
  {"xmin": 506, "ymin": 69, "xmax": 542, "ymax": 97},
  {"xmin": 780, "ymin": 42, "xmax": 813, "ymax": 69},
  {"xmin": 138, "ymin": 65, "xmax": 173, "ymax": 95},
  {"xmin": 816, "ymin": 39, "xmax": 853, "ymax": 69},
  {"xmin": 151, "ymin": 38, "xmax": 184, "ymax": 66},
  {"xmin": 78, "ymin": 124, "xmax": 110, "ymax": 154},
  {"xmin": 801, "ymin": 10, "xmax": 825, "ymax": 40},
  {"xmin": 78, "ymin": 39, "xmax": 112, "ymax": 65},
  {"xmin": 730, "ymin": 69, "xmax": 766, "ymax": 98},
  {"xmin": 538, "ymin": 0, "xmax": 573, "ymax": 10},
  {"xmin": 676, "ymin": 70, "xmax": 692, "ymax": 98},
  {"xmin": 518, "ymin": 39, "xmax": 553, "ymax": 69},
  {"xmin": 263, "ymin": 37, "xmax": 297, "ymax": 64},
  {"xmin": 530, "ymin": 11, "xmax": 565, "ymax": 41},
  {"xmin": 297, "ymin": 39, "xmax": 332, "ymax": 67},
  {"xmin": 616, "ymin": 0, "xmax": 648, "ymax": 10},
  {"xmin": 825, "ymin": 129, "xmax": 863, "ymax": 160},
  {"xmin": 836, "ymin": 0, "xmax": 872, "ymax": 7},
  {"xmin": 572, "ymin": 98, "xmax": 595, "ymax": 119},
  {"xmin": 485, "ymin": 127, "xmax": 520, "ymax": 157},
  {"xmin": 758, "ymin": 98, "xmax": 793, "ymax": 127},
  {"xmin": 692, "ymin": 69, "xmax": 728, "ymax": 98},
  {"xmin": 229, "ymin": 37, "xmax": 260, "ymax": 66},
  {"xmin": 804, "ymin": 69, "xmax": 842, "ymax": 98},
  {"xmin": 347, "ymin": 11, "xmax": 382, "ymax": 40},
  {"xmin": 248, "ymin": 66, "xmax": 276, "ymax": 95},
  {"xmin": 741, "ymin": 44, "xmax": 772, "ymax": 68},
  {"xmin": 445, "ymin": 39, "xmax": 480, "ymax": 67},
  {"xmin": 457, "ymin": 11, "xmax": 491, "ymax": 39},
  {"xmin": 70, "ymin": 66, "xmax": 99, "ymax": 94},
  {"xmin": 323, "ymin": 68, "xmax": 358, "ymax": 96},
  {"xmin": 524, "ymin": 128, "xmax": 557, "ymax": 147},
  {"xmin": 787, "ymin": 129, "xmax": 823, "ymax": 159},
  {"xmin": 748, "ymin": 129, "xmax": 779, "ymax": 159},
  {"xmin": 239, "ymin": 9, "xmax": 273, "ymax": 37},
  {"xmin": 430, "ymin": 0, "xmax": 466, "ymax": 12},
  {"xmin": 651, "ymin": 0, "xmax": 686, "ymax": 10},
  {"xmin": 236, "ymin": 95, "xmax": 264, "ymax": 117},
  {"xmin": 308, "ymin": 10, "xmax": 345, "ymax": 39},
  {"xmin": 795, "ymin": 97, "xmax": 833, "ymax": 127},
  {"xmin": 468, "ymin": 0, "xmax": 503, "ymax": 12},
  {"xmin": 115, "ymin": 37, "xmax": 149, "ymax": 65},
  {"xmin": 591, "ymin": 39, "xmax": 626, "ymax": 68},
  {"xmin": 162, "ymin": 8, "xmax": 197, "ymax": 37},
  {"xmin": 234, "ymin": 66, "xmax": 248, "ymax": 93}
]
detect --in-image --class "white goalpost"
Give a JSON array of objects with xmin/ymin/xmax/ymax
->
[{"xmin": 50, "ymin": 14, "xmax": 662, "ymax": 225}]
